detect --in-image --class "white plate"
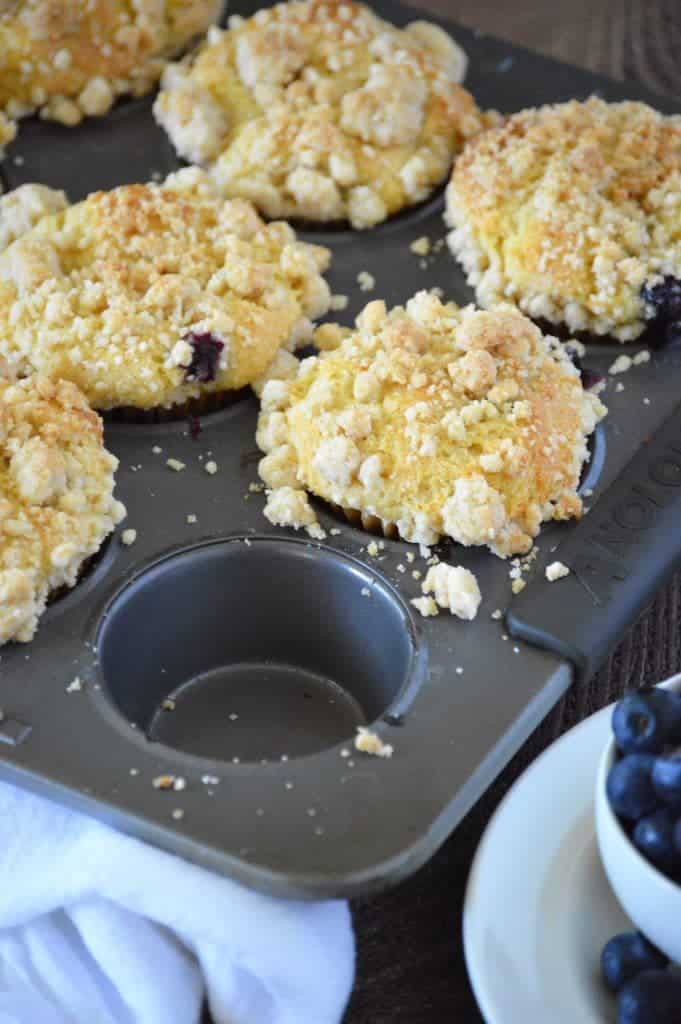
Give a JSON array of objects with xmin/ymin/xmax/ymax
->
[{"xmin": 463, "ymin": 700, "xmax": 631, "ymax": 1024}]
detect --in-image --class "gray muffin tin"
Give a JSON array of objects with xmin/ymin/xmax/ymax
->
[{"xmin": 1, "ymin": 0, "xmax": 681, "ymax": 900}]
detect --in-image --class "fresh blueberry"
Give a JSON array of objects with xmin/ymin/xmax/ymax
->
[
  {"xmin": 617, "ymin": 969, "xmax": 681, "ymax": 1024},
  {"xmin": 601, "ymin": 933, "xmax": 669, "ymax": 994},
  {"xmin": 181, "ymin": 331, "xmax": 224, "ymax": 383},
  {"xmin": 607, "ymin": 754, "xmax": 658, "ymax": 821},
  {"xmin": 633, "ymin": 807, "xmax": 680, "ymax": 871},
  {"xmin": 652, "ymin": 751, "xmax": 681, "ymax": 804},
  {"xmin": 612, "ymin": 692, "xmax": 679, "ymax": 755}
]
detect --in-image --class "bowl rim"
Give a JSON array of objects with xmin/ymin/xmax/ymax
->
[{"xmin": 596, "ymin": 671, "xmax": 681, "ymax": 894}]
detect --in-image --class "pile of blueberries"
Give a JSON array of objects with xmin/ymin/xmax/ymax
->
[{"xmin": 601, "ymin": 688, "xmax": 681, "ymax": 1022}]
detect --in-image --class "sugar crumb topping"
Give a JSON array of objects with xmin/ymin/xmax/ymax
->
[
  {"xmin": 0, "ymin": 375, "xmax": 124, "ymax": 645},
  {"xmin": 155, "ymin": 0, "xmax": 481, "ymax": 229},
  {"xmin": 447, "ymin": 97, "xmax": 681, "ymax": 340},
  {"xmin": 257, "ymin": 293, "xmax": 605, "ymax": 557}
]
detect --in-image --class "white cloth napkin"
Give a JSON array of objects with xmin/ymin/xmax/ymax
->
[{"xmin": 0, "ymin": 780, "xmax": 354, "ymax": 1024}]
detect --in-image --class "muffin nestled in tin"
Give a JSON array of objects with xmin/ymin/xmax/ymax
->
[
  {"xmin": 154, "ymin": 0, "xmax": 482, "ymax": 229},
  {"xmin": 446, "ymin": 98, "xmax": 681, "ymax": 343},
  {"xmin": 0, "ymin": 169, "xmax": 332, "ymax": 412},
  {"xmin": 0, "ymin": 375, "xmax": 126, "ymax": 645},
  {"xmin": 256, "ymin": 292, "xmax": 605, "ymax": 556},
  {"xmin": 0, "ymin": 0, "xmax": 226, "ymax": 132}
]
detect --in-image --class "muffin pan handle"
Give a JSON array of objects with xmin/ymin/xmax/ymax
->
[{"xmin": 508, "ymin": 401, "xmax": 681, "ymax": 679}]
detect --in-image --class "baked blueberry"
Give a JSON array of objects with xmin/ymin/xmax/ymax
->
[
  {"xmin": 617, "ymin": 969, "xmax": 681, "ymax": 1024},
  {"xmin": 641, "ymin": 278, "xmax": 681, "ymax": 349},
  {"xmin": 182, "ymin": 331, "xmax": 225, "ymax": 383},
  {"xmin": 633, "ymin": 808, "xmax": 680, "ymax": 871},
  {"xmin": 612, "ymin": 692, "xmax": 678, "ymax": 755},
  {"xmin": 607, "ymin": 754, "xmax": 659, "ymax": 821},
  {"xmin": 601, "ymin": 933, "xmax": 669, "ymax": 994}
]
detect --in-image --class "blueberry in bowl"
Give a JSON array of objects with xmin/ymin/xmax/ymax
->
[{"xmin": 596, "ymin": 676, "xmax": 681, "ymax": 966}]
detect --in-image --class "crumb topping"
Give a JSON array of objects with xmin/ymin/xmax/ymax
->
[
  {"xmin": 421, "ymin": 562, "xmax": 481, "ymax": 619},
  {"xmin": 0, "ymin": 183, "xmax": 67, "ymax": 249},
  {"xmin": 0, "ymin": 172, "xmax": 331, "ymax": 409},
  {"xmin": 355, "ymin": 726, "xmax": 393, "ymax": 757},
  {"xmin": 447, "ymin": 97, "xmax": 681, "ymax": 340},
  {"xmin": 256, "ymin": 293, "xmax": 606, "ymax": 556},
  {"xmin": 0, "ymin": 375, "xmax": 125, "ymax": 645},
  {"xmin": 155, "ymin": 0, "xmax": 482, "ymax": 228},
  {"xmin": 0, "ymin": 1, "xmax": 225, "ymax": 128}
]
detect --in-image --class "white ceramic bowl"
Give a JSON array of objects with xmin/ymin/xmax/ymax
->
[{"xmin": 595, "ymin": 673, "xmax": 681, "ymax": 963}]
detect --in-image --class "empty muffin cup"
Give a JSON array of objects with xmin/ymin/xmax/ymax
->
[{"xmin": 96, "ymin": 536, "xmax": 422, "ymax": 763}]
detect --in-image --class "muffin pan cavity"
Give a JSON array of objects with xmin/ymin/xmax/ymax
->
[{"xmin": 97, "ymin": 537, "xmax": 419, "ymax": 762}]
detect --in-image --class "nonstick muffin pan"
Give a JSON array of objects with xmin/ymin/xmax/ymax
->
[{"xmin": 2, "ymin": 0, "xmax": 681, "ymax": 900}]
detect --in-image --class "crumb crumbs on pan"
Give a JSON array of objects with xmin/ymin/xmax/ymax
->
[
  {"xmin": 166, "ymin": 458, "xmax": 186, "ymax": 472},
  {"xmin": 205, "ymin": 460, "xmax": 218, "ymax": 474},
  {"xmin": 609, "ymin": 355, "xmax": 632, "ymax": 375},
  {"xmin": 491, "ymin": 609, "xmax": 503, "ymax": 619},
  {"xmin": 121, "ymin": 528, "xmax": 137, "ymax": 546},
  {"xmin": 615, "ymin": 381, "xmax": 625, "ymax": 392},
  {"xmin": 633, "ymin": 350, "xmax": 651, "ymax": 365},
  {"xmin": 366, "ymin": 541, "xmax": 379, "ymax": 557},
  {"xmin": 357, "ymin": 271, "xmax": 376, "ymax": 291},
  {"xmin": 361, "ymin": 586, "xmax": 371, "ymax": 597},
  {"xmin": 340, "ymin": 748, "xmax": 351, "ymax": 758},
  {"xmin": 152, "ymin": 774, "xmax": 185, "ymax": 791},
  {"xmin": 248, "ymin": 482, "xmax": 264, "ymax": 493},
  {"xmin": 643, "ymin": 397, "xmax": 650, "ymax": 404},
  {"xmin": 186, "ymin": 513, "xmax": 197, "ymax": 523},
  {"xmin": 511, "ymin": 578, "xmax": 526, "ymax": 594},
  {"xmin": 411, "ymin": 595, "xmax": 439, "ymax": 617},
  {"xmin": 455, "ymin": 666, "xmax": 464, "ymax": 674},
  {"xmin": 410, "ymin": 236, "xmax": 431, "ymax": 256},
  {"xmin": 355, "ymin": 726, "xmax": 394, "ymax": 758},
  {"xmin": 201, "ymin": 774, "xmax": 219, "ymax": 785},
  {"xmin": 329, "ymin": 527, "xmax": 342, "ymax": 536},
  {"xmin": 330, "ymin": 294, "xmax": 349, "ymax": 312},
  {"xmin": 546, "ymin": 560, "xmax": 570, "ymax": 581},
  {"xmin": 161, "ymin": 698, "xmax": 176, "ymax": 711},
  {"xmin": 66, "ymin": 676, "xmax": 82, "ymax": 693},
  {"xmin": 152, "ymin": 446, "xmax": 162, "ymax": 454},
  {"xmin": 397, "ymin": 563, "xmax": 405, "ymax": 573},
  {"xmin": 130, "ymin": 768, "xmax": 139, "ymax": 776},
  {"xmin": 406, "ymin": 552, "xmax": 415, "ymax": 563},
  {"xmin": 421, "ymin": 563, "xmax": 481, "ymax": 619},
  {"xmin": 172, "ymin": 808, "xmax": 184, "ymax": 820}
]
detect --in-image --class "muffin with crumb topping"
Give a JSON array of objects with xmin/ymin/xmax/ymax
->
[
  {"xmin": 0, "ymin": 375, "xmax": 126, "ymax": 645},
  {"xmin": 0, "ymin": 169, "xmax": 332, "ymax": 415},
  {"xmin": 154, "ymin": 0, "xmax": 483, "ymax": 229},
  {"xmin": 446, "ymin": 98, "xmax": 681, "ymax": 343},
  {"xmin": 255, "ymin": 292, "xmax": 605, "ymax": 556},
  {"xmin": 0, "ymin": 0, "xmax": 226, "ymax": 135}
]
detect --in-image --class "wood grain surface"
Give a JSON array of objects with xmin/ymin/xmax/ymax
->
[{"xmin": 412, "ymin": 0, "xmax": 681, "ymax": 99}]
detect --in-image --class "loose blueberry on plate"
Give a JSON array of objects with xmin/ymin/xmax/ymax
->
[
  {"xmin": 607, "ymin": 754, "xmax": 659, "ymax": 821},
  {"xmin": 617, "ymin": 969, "xmax": 681, "ymax": 1024},
  {"xmin": 601, "ymin": 933, "xmax": 669, "ymax": 994},
  {"xmin": 612, "ymin": 692, "xmax": 681, "ymax": 756},
  {"xmin": 632, "ymin": 807, "xmax": 680, "ymax": 872}
]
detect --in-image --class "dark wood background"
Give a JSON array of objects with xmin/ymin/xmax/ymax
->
[{"xmin": 205, "ymin": 5, "xmax": 681, "ymax": 1023}]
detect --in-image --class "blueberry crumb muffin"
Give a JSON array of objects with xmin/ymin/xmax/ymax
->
[
  {"xmin": 0, "ymin": 0, "xmax": 226, "ymax": 132},
  {"xmin": 256, "ymin": 292, "xmax": 606, "ymax": 556},
  {"xmin": 446, "ymin": 98, "xmax": 681, "ymax": 343},
  {"xmin": 0, "ymin": 169, "xmax": 332, "ymax": 412},
  {"xmin": 0, "ymin": 375, "xmax": 126, "ymax": 645},
  {"xmin": 154, "ymin": 0, "xmax": 483, "ymax": 229}
]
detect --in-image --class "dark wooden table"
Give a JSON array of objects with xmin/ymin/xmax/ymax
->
[{"xmin": 345, "ymin": 3, "xmax": 681, "ymax": 1023}]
